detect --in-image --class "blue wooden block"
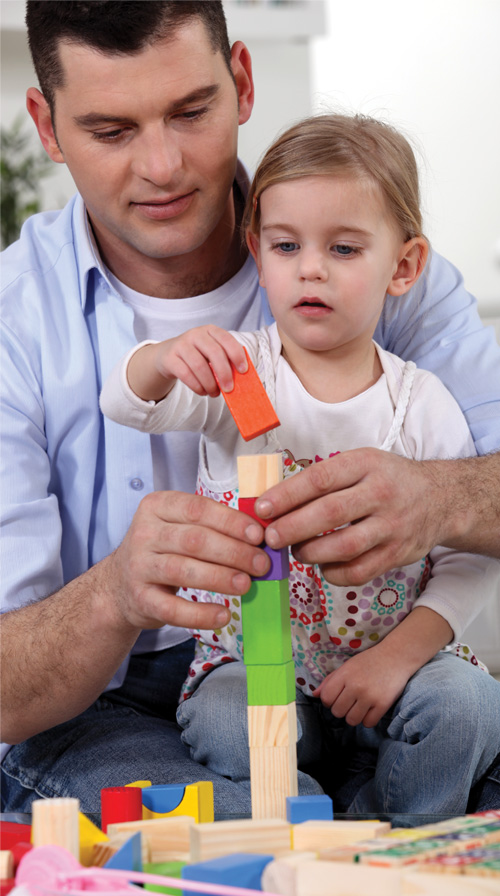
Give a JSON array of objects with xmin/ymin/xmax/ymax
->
[
  {"xmin": 142, "ymin": 784, "xmax": 185, "ymax": 814},
  {"xmin": 286, "ymin": 794, "xmax": 334, "ymax": 824},
  {"xmin": 104, "ymin": 831, "xmax": 142, "ymax": 871},
  {"xmin": 181, "ymin": 852, "xmax": 273, "ymax": 895}
]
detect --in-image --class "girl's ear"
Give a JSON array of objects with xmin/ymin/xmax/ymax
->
[
  {"xmin": 26, "ymin": 87, "xmax": 65, "ymax": 163},
  {"xmin": 387, "ymin": 237, "xmax": 429, "ymax": 296},
  {"xmin": 246, "ymin": 230, "xmax": 265, "ymax": 287}
]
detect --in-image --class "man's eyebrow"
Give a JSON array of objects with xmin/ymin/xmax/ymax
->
[{"xmin": 73, "ymin": 84, "xmax": 221, "ymax": 128}]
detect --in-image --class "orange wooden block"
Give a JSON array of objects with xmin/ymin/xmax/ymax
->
[{"xmin": 213, "ymin": 348, "xmax": 280, "ymax": 441}]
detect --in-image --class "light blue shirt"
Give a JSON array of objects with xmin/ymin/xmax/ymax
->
[{"xmin": 1, "ymin": 192, "xmax": 500, "ymax": 664}]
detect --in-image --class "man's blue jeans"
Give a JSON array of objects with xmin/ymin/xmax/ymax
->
[
  {"xmin": 0, "ymin": 639, "xmax": 321, "ymax": 822},
  {"xmin": 177, "ymin": 651, "xmax": 500, "ymax": 827}
]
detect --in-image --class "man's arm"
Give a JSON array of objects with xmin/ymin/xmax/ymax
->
[
  {"xmin": 256, "ymin": 451, "xmax": 500, "ymax": 586},
  {"xmin": 1, "ymin": 491, "xmax": 268, "ymax": 744}
]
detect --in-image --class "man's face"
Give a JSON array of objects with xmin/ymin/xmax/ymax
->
[{"xmin": 46, "ymin": 22, "xmax": 252, "ymax": 289}]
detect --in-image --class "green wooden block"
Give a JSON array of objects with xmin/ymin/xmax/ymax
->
[
  {"xmin": 247, "ymin": 661, "xmax": 296, "ymax": 705},
  {"xmin": 143, "ymin": 860, "xmax": 185, "ymax": 893},
  {"xmin": 242, "ymin": 578, "xmax": 292, "ymax": 665}
]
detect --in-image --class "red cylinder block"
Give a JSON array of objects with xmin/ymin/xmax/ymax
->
[{"xmin": 100, "ymin": 785, "xmax": 143, "ymax": 833}]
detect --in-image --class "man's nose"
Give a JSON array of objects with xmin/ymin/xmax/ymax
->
[{"xmin": 132, "ymin": 124, "xmax": 183, "ymax": 185}]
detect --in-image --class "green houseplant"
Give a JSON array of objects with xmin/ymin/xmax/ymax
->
[{"xmin": 1, "ymin": 115, "xmax": 54, "ymax": 249}]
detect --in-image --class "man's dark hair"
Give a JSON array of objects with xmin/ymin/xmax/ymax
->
[{"xmin": 25, "ymin": 1, "xmax": 232, "ymax": 116}]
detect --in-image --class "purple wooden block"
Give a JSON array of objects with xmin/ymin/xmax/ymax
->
[{"xmin": 253, "ymin": 543, "xmax": 289, "ymax": 581}]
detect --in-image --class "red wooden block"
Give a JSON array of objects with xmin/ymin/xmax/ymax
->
[
  {"xmin": 238, "ymin": 496, "xmax": 274, "ymax": 529},
  {"xmin": 100, "ymin": 786, "xmax": 143, "ymax": 833},
  {"xmin": 213, "ymin": 348, "xmax": 280, "ymax": 442},
  {"xmin": 0, "ymin": 821, "xmax": 32, "ymax": 852}
]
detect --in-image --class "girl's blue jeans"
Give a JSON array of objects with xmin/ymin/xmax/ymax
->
[{"xmin": 2, "ymin": 642, "xmax": 499, "ymax": 825}]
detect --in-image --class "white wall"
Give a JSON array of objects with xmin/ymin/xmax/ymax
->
[{"xmin": 310, "ymin": 0, "xmax": 500, "ymax": 317}]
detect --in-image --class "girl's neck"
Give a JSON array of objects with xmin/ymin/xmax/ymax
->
[{"xmin": 280, "ymin": 335, "xmax": 383, "ymax": 403}]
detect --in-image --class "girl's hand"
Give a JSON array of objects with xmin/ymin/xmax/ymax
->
[
  {"xmin": 313, "ymin": 646, "xmax": 411, "ymax": 728},
  {"xmin": 155, "ymin": 325, "xmax": 248, "ymax": 397}
]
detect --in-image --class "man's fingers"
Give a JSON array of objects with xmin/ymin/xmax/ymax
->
[{"xmin": 137, "ymin": 585, "xmax": 233, "ymax": 631}]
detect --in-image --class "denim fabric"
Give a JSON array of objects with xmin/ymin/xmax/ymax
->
[
  {"xmin": 0, "ymin": 641, "xmax": 254, "ymax": 821},
  {"xmin": 177, "ymin": 652, "xmax": 500, "ymax": 826}
]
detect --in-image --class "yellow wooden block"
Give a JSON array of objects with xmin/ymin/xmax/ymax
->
[
  {"xmin": 237, "ymin": 453, "xmax": 283, "ymax": 498},
  {"xmin": 127, "ymin": 779, "xmax": 152, "ymax": 788},
  {"xmin": 78, "ymin": 811, "xmax": 109, "ymax": 867},
  {"xmin": 142, "ymin": 781, "xmax": 214, "ymax": 823}
]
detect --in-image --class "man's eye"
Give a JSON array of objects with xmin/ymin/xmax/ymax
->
[
  {"xmin": 177, "ymin": 107, "xmax": 208, "ymax": 121},
  {"xmin": 92, "ymin": 128, "xmax": 127, "ymax": 142}
]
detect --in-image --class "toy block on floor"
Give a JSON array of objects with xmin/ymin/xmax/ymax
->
[
  {"xmin": 78, "ymin": 812, "xmax": 109, "ymax": 866},
  {"xmin": 144, "ymin": 860, "xmax": 185, "ymax": 894},
  {"xmin": 249, "ymin": 743, "xmax": 298, "ymax": 821},
  {"xmin": 263, "ymin": 858, "xmax": 402, "ymax": 896},
  {"xmin": 286, "ymin": 795, "xmax": 334, "ymax": 824},
  {"xmin": 103, "ymin": 830, "xmax": 142, "ymax": 872},
  {"xmin": 238, "ymin": 495, "xmax": 274, "ymax": 528},
  {"xmin": 181, "ymin": 852, "xmax": 273, "ymax": 894},
  {"xmin": 142, "ymin": 781, "xmax": 214, "ymax": 823},
  {"xmin": 241, "ymin": 578, "xmax": 292, "ymax": 665},
  {"xmin": 31, "ymin": 797, "xmax": 80, "ymax": 860},
  {"xmin": 189, "ymin": 818, "xmax": 292, "ymax": 863},
  {"xmin": 101, "ymin": 785, "xmax": 143, "ymax": 833},
  {"xmin": 213, "ymin": 347, "xmax": 280, "ymax": 442},
  {"xmin": 292, "ymin": 819, "xmax": 391, "ymax": 852},
  {"xmin": 0, "ymin": 821, "xmax": 32, "ymax": 853},
  {"xmin": 246, "ymin": 662, "xmax": 296, "ymax": 705},
  {"xmin": 106, "ymin": 815, "xmax": 194, "ymax": 864},
  {"xmin": 237, "ymin": 452, "xmax": 282, "ymax": 498},
  {"xmin": 0, "ymin": 852, "xmax": 14, "ymax": 882}
]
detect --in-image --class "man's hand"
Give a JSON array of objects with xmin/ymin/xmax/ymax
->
[
  {"xmin": 109, "ymin": 489, "xmax": 269, "ymax": 631},
  {"xmin": 254, "ymin": 449, "xmax": 500, "ymax": 586}
]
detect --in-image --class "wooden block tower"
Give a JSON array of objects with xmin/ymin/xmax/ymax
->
[
  {"xmin": 217, "ymin": 348, "xmax": 298, "ymax": 820},
  {"xmin": 237, "ymin": 454, "xmax": 298, "ymax": 821}
]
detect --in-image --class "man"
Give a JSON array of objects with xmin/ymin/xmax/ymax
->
[{"xmin": 1, "ymin": 1, "xmax": 499, "ymax": 819}]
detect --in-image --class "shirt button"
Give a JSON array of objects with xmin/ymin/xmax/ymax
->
[{"xmin": 130, "ymin": 478, "xmax": 144, "ymax": 491}]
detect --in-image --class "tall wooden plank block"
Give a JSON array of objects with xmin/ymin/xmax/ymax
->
[
  {"xmin": 237, "ymin": 452, "xmax": 282, "ymax": 498},
  {"xmin": 31, "ymin": 797, "xmax": 80, "ymax": 859}
]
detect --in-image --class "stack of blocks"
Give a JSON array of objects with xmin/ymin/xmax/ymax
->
[{"xmin": 237, "ymin": 453, "xmax": 298, "ymax": 821}]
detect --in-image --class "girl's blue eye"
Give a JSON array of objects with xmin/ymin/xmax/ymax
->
[
  {"xmin": 333, "ymin": 245, "xmax": 357, "ymax": 256},
  {"xmin": 275, "ymin": 241, "xmax": 298, "ymax": 253}
]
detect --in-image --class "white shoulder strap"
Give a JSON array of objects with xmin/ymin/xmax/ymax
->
[{"xmin": 380, "ymin": 360, "xmax": 417, "ymax": 451}]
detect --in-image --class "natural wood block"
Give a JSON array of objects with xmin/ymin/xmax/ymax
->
[
  {"xmin": 242, "ymin": 578, "xmax": 292, "ymax": 666},
  {"xmin": 237, "ymin": 453, "xmax": 282, "ymax": 498},
  {"xmin": 106, "ymin": 815, "xmax": 194, "ymax": 864},
  {"xmin": 250, "ymin": 743, "xmax": 298, "ymax": 820},
  {"xmin": 31, "ymin": 797, "xmax": 80, "ymax": 859},
  {"xmin": 296, "ymin": 860, "xmax": 402, "ymax": 896},
  {"xmin": 189, "ymin": 818, "xmax": 292, "ymax": 863},
  {"xmin": 247, "ymin": 703, "xmax": 297, "ymax": 748},
  {"xmin": 0, "ymin": 850, "xmax": 14, "ymax": 880},
  {"xmin": 215, "ymin": 348, "xmax": 280, "ymax": 441},
  {"xmin": 292, "ymin": 820, "xmax": 391, "ymax": 852},
  {"xmin": 402, "ymin": 869, "xmax": 500, "ymax": 894}
]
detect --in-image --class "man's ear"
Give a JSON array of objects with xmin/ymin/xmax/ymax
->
[
  {"xmin": 387, "ymin": 237, "xmax": 429, "ymax": 296},
  {"xmin": 246, "ymin": 230, "xmax": 265, "ymax": 286},
  {"xmin": 26, "ymin": 87, "xmax": 65, "ymax": 163},
  {"xmin": 230, "ymin": 41, "xmax": 254, "ymax": 126}
]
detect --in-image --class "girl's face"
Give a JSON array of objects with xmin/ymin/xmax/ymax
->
[{"xmin": 248, "ymin": 175, "xmax": 419, "ymax": 360}]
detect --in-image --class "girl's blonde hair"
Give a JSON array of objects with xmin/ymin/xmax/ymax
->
[{"xmin": 244, "ymin": 113, "xmax": 425, "ymax": 242}]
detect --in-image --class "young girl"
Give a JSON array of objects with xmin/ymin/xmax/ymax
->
[{"xmin": 101, "ymin": 114, "xmax": 500, "ymax": 820}]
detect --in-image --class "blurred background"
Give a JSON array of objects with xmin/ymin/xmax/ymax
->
[{"xmin": 1, "ymin": 0, "xmax": 499, "ymax": 668}]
